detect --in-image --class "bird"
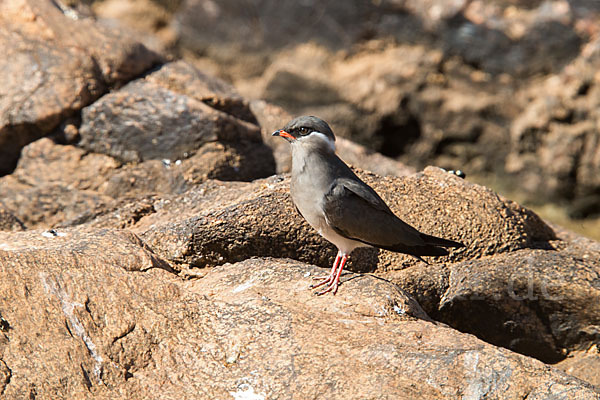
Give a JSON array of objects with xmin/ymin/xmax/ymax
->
[{"xmin": 272, "ymin": 116, "xmax": 465, "ymax": 295}]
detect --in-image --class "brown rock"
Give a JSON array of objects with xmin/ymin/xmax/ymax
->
[
  {"xmin": 0, "ymin": 229, "xmax": 597, "ymax": 398},
  {"xmin": 138, "ymin": 167, "xmax": 555, "ymax": 271},
  {"xmin": 507, "ymin": 58, "xmax": 600, "ymax": 204},
  {"xmin": 0, "ymin": 179, "xmax": 112, "ymax": 230},
  {"xmin": 14, "ymin": 138, "xmax": 119, "ymax": 191},
  {"xmin": 0, "ymin": 136, "xmax": 274, "ymax": 229},
  {"xmin": 0, "ymin": 228, "xmax": 171, "ymax": 398},
  {"xmin": 78, "ymin": 61, "xmax": 275, "ymax": 176},
  {"xmin": 0, "ymin": 209, "xmax": 25, "ymax": 232},
  {"xmin": 387, "ymin": 245, "xmax": 600, "ymax": 363},
  {"xmin": 0, "ymin": 139, "xmax": 116, "ymax": 229},
  {"xmin": 0, "ymin": 0, "xmax": 162, "ymax": 174},
  {"xmin": 557, "ymin": 347, "xmax": 600, "ymax": 388},
  {"xmin": 146, "ymin": 60, "xmax": 257, "ymax": 123},
  {"xmin": 0, "ymin": 60, "xmax": 276, "ymax": 229},
  {"xmin": 92, "ymin": 0, "xmax": 177, "ymax": 53}
]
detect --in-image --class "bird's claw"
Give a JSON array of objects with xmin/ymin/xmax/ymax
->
[
  {"xmin": 316, "ymin": 281, "xmax": 338, "ymax": 296},
  {"xmin": 310, "ymin": 275, "xmax": 339, "ymax": 295}
]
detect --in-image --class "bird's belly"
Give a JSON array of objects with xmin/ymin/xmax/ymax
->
[{"xmin": 297, "ymin": 201, "xmax": 368, "ymax": 255}]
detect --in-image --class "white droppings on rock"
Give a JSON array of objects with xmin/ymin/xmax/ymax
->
[
  {"xmin": 233, "ymin": 278, "xmax": 255, "ymax": 293},
  {"xmin": 40, "ymin": 273, "xmax": 104, "ymax": 383},
  {"xmin": 229, "ymin": 383, "xmax": 265, "ymax": 400},
  {"xmin": 393, "ymin": 304, "xmax": 406, "ymax": 315}
]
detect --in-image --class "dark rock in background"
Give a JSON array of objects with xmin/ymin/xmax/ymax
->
[{"xmin": 164, "ymin": 0, "xmax": 600, "ymax": 217}]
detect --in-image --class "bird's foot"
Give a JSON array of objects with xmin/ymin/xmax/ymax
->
[
  {"xmin": 309, "ymin": 253, "xmax": 347, "ymax": 296},
  {"xmin": 309, "ymin": 275, "xmax": 334, "ymax": 289},
  {"xmin": 315, "ymin": 279, "xmax": 339, "ymax": 296},
  {"xmin": 310, "ymin": 274, "xmax": 341, "ymax": 295}
]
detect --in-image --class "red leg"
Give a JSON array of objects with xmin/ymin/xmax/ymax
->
[
  {"xmin": 316, "ymin": 254, "xmax": 348, "ymax": 296},
  {"xmin": 310, "ymin": 252, "xmax": 341, "ymax": 289}
]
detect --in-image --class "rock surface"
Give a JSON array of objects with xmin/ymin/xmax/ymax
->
[
  {"xmin": 386, "ymin": 246, "xmax": 600, "ymax": 364},
  {"xmin": 0, "ymin": 229, "xmax": 597, "ymax": 398}
]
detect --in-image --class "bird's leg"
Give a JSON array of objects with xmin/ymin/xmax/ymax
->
[
  {"xmin": 310, "ymin": 252, "xmax": 341, "ymax": 289},
  {"xmin": 316, "ymin": 254, "xmax": 348, "ymax": 296}
]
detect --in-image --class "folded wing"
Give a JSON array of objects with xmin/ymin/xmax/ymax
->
[{"xmin": 322, "ymin": 178, "xmax": 463, "ymax": 256}]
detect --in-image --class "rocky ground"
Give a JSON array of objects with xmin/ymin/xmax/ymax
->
[{"xmin": 1, "ymin": 0, "xmax": 600, "ymax": 398}]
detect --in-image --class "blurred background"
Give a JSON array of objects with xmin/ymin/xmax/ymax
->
[{"xmin": 65, "ymin": 0, "xmax": 600, "ymax": 239}]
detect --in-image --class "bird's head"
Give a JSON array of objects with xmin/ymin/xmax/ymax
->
[{"xmin": 272, "ymin": 116, "xmax": 336, "ymax": 152}]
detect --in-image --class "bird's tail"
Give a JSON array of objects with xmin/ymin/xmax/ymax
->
[{"xmin": 420, "ymin": 233, "xmax": 465, "ymax": 248}]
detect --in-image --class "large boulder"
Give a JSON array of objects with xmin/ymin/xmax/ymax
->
[
  {"xmin": 0, "ymin": 228, "xmax": 597, "ymax": 398},
  {"xmin": 90, "ymin": 166, "xmax": 600, "ymax": 379}
]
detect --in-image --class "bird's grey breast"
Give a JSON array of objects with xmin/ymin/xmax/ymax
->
[{"xmin": 290, "ymin": 149, "xmax": 332, "ymax": 232}]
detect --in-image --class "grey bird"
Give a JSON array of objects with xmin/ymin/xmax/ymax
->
[{"xmin": 273, "ymin": 116, "xmax": 464, "ymax": 295}]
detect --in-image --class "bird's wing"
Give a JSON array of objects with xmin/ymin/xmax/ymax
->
[{"xmin": 322, "ymin": 177, "xmax": 426, "ymax": 249}]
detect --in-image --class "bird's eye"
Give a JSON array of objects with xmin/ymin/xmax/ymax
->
[{"xmin": 299, "ymin": 127, "xmax": 309, "ymax": 135}]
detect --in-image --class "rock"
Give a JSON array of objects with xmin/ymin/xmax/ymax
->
[
  {"xmin": 0, "ymin": 59, "xmax": 277, "ymax": 229},
  {"xmin": 137, "ymin": 167, "xmax": 555, "ymax": 271},
  {"xmin": 506, "ymin": 58, "xmax": 600, "ymax": 202},
  {"xmin": 79, "ymin": 73, "xmax": 257, "ymax": 164},
  {"xmin": 557, "ymin": 347, "xmax": 600, "ymax": 388},
  {"xmin": 386, "ymin": 245, "xmax": 600, "ymax": 363},
  {"xmin": 92, "ymin": 0, "xmax": 178, "ymax": 53},
  {"xmin": 145, "ymin": 60, "xmax": 257, "ymax": 124},
  {"xmin": 78, "ymin": 61, "xmax": 275, "ymax": 176},
  {"xmin": 442, "ymin": 16, "xmax": 582, "ymax": 76},
  {"xmin": 0, "ymin": 229, "xmax": 597, "ymax": 398},
  {"xmin": 0, "ymin": 0, "xmax": 162, "ymax": 174},
  {"xmin": 0, "ymin": 178, "xmax": 113, "ymax": 230},
  {"xmin": 0, "ymin": 125, "xmax": 274, "ymax": 230},
  {"xmin": 0, "ymin": 209, "xmax": 25, "ymax": 232},
  {"xmin": 174, "ymin": 0, "xmax": 380, "ymax": 66},
  {"xmin": 14, "ymin": 138, "xmax": 119, "ymax": 191},
  {"xmin": 0, "ymin": 139, "xmax": 115, "ymax": 229},
  {"xmin": 0, "ymin": 228, "xmax": 171, "ymax": 398}
]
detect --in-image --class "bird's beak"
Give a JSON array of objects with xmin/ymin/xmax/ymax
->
[{"xmin": 272, "ymin": 130, "xmax": 296, "ymax": 141}]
